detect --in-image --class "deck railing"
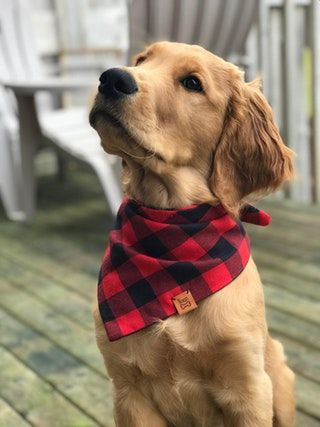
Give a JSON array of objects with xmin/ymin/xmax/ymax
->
[{"xmin": 252, "ymin": 0, "xmax": 320, "ymax": 203}]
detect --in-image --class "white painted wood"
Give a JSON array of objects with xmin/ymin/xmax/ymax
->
[
  {"xmin": 294, "ymin": 7, "xmax": 312, "ymax": 202},
  {"xmin": 267, "ymin": 0, "xmax": 310, "ymax": 6},
  {"xmin": 231, "ymin": 1, "xmax": 257, "ymax": 57},
  {"xmin": 282, "ymin": 0, "xmax": 311, "ymax": 201},
  {"xmin": 196, "ymin": 0, "xmax": 222, "ymax": 50},
  {"xmin": 88, "ymin": 156, "xmax": 123, "ymax": 216},
  {"xmin": 54, "ymin": 0, "xmax": 86, "ymax": 51},
  {"xmin": 258, "ymin": 0, "xmax": 271, "ymax": 98},
  {"xmin": 127, "ymin": 0, "xmax": 148, "ymax": 58},
  {"xmin": 257, "ymin": 0, "xmax": 319, "ymax": 203},
  {"xmin": 173, "ymin": 0, "xmax": 199, "ymax": 44},
  {"xmin": 40, "ymin": 107, "xmax": 123, "ymax": 215},
  {"xmin": 128, "ymin": 0, "xmax": 257, "ymax": 62},
  {"xmin": 214, "ymin": 0, "xmax": 241, "ymax": 57},
  {"xmin": 269, "ymin": 9, "xmax": 284, "ymax": 130},
  {"xmin": 15, "ymin": 94, "xmax": 41, "ymax": 220},
  {"xmin": 283, "ymin": 0, "xmax": 297, "ymax": 198},
  {"xmin": 0, "ymin": 0, "xmax": 123, "ymax": 220},
  {"xmin": 245, "ymin": 26, "xmax": 259, "ymax": 81},
  {"xmin": 30, "ymin": 11, "xmax": 59, "ymax": 56},
  {"xmin": 54, "ymin": 0, "xmax": 127, "ymax": 52},
  {"xmin": 2, "ymin": 78, "xmax": 96, "ymax": 94},
  {"xmin": 311, "ymin": 0, "xmax": 320, "ymax": 202},
  {"xmin": 148, "ymin": 0, "xmax": 172, "ymax": 40},
  {"xmin": 0, "ymin": 118, "xmax": 26, "ymax": 221}
]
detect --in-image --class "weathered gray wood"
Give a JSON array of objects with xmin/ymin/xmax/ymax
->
[
  {"xmin": 0, "ymin": 346, "xmax": 100, "ymax": 427},
  {"xmin": 252, "ymin": 223, "xmax": 320, "ymax": 252},
  {"xmin": 259, "ymin": 267, "xmax": 320, "ymax": 300},
  {"xmin": 296, "ymin": 411, "xmax": 320, "ymax": 427},
  {"xmin": 295, "ymin": 375, "xmax": 320, "ymax": 419},
  {"xmin": 267, "ymin": 308, "xmax": 320, "ymax": 350},
  {"xmin": 274, "ymin": 335, "xmax": 320, "ymax": 384},
  {"xmin": 263, "ymin": 198, "xmax": 320, "ymax": 217},
  {"xmin": 252, "ymin": 247, "xmax": 320, "ymax": 283},
  {"xmin": 0, "ymin": 398, "xmax": 31, "ymax": 427},
  {"xmin": 0, "ymin": 256, "xmax": 94, "ymax": 329},
  {"xmin": 0, "ymin": 279, "xmax": 104, "ymax": 375},
  {"xmin": 0, "ymin": 235, "xmax": 96, "ymax": 297},
  {"xmin": 0, "ymin": 309, "xmax": 114, "ymax": 426},
  {"xmin": 264, "ymin": 285, "xmax": 320, "ymax": 325}
]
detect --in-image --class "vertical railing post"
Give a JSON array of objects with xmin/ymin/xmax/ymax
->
[
  {"xmin": 258, "ymin": 0, "xmax": 271, "ymax": 98},
  {"xmin": 283, "ymin": 0, "xmax": 298, "ymax": 199},
  {"xmin": 311, "ymin": 0, "xmax": 320, "ymax": 202}
]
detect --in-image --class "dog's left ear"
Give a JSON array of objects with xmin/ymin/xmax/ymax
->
[{"xmin": 209, "ymin": 78, "xmax": 294, "ymax": 216}]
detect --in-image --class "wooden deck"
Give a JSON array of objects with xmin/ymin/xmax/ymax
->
[{"xmin": 0, "ymin": 161, "xmax": 319, "ymax": 427}]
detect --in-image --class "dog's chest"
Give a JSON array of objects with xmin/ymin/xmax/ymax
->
[
  {"xmin": 114, "ymin": 315, "xmax": 222, "ymax": 425},
  {"xmin": 116, "ymin": 308, "xmax": 217, "ymax": 379}
]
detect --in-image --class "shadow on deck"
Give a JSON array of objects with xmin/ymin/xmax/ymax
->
[{"xmin": 0, "ymin": 161, "xmax": 319, "ymax": 427}]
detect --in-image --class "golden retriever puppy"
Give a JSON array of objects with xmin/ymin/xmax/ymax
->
[{"xmin": 90, "ymin": 41, "xmax": 295, "ymax": 427}]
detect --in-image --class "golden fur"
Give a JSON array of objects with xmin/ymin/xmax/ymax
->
[{"xmin": 90, "ymin": 41, "xmax": 295, "ymax": 426}]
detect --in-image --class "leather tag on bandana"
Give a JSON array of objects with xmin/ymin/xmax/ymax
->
[{"xmin": 172, "ymin": 290, "xmax": 198, "ymax": 315}]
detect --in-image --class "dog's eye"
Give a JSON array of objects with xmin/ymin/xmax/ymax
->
[
  {"xmin": 181, "ymin": 76, "xmax": 203, "ymax": 92},
  {"xmin": 135, "ymin": 56, "xmax": 146, "ymax": 66}
]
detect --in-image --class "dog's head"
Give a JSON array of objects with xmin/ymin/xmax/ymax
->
[{"xmin": 90, "ymin": 41, "xmax": 293, "ymax": 215}]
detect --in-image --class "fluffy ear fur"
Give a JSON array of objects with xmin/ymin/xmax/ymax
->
[{"xmin": 210, "ymin": 78, "xmax": 294, "ymax": 216}]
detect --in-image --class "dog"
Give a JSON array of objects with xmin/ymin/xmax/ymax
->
[{"xmin": 90, "ymin": 41, "xmax": 295, "ymax": 427}]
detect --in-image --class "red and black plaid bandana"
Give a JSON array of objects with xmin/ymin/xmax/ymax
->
[{"xmin": 98, "ymin": 197, "xmax": 270, "ymax": 341}]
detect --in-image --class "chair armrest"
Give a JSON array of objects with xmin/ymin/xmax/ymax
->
[{"xmin": 1, "ymin": 76, "xmax": 97, "ymax": 95}]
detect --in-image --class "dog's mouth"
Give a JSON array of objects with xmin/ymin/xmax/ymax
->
[
  {"xmin": 89, "ymin": 108, "xmax": 123, "ymax": 130},
  {"xmin": 89, "ymin": 107, "xmax": 165, "ymax": 162}
]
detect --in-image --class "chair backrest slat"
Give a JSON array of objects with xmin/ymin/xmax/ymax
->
[
  {"xmin": 0, "ymin": 0, "xmax": 42, "ymax": 80},
  {"xmin": 16, "ymin": 0, "xmax": 42, "ymax": 78},
  {"xmin": 0, "ymin": 0, "xmax": 42, "ymax": 124},
  {"xmin": 196, "ymin": 0, "xmax": 225, "ymax": 52},
  {"xmin": 128, "ymin": 0, "xmax": 258, "ymax": 62},
  {"xmin": 148, "ymin": 0, "xmax": 176, "ymax": 41},
  {"xmin": 172, "ymin": 0, "xmax": 201, "ymax": 44}
]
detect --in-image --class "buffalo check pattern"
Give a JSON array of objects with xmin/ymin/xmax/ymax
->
[{"xmin": 98, "ymin": 197, "xmax": 271, "ymax": 341}]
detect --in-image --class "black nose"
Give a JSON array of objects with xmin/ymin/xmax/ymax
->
[{"xmin": 98, "ymin": 68, "xmax": 138, "ymax": 100}]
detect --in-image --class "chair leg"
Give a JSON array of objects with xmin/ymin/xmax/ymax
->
[
  {"xmin": 89, "ymin": 156, "xmax": 122, "ymax": 216},
  {"xmin": 56, "ymin": 151, "xmax": 68, "ymax": 182},
  {"xmin": 0, "ymin": 128, "xmax": 27, "ymax": 221},
  {"xmin": 16, "ymin": 94, "xmax": 42, "ymax": 221}
]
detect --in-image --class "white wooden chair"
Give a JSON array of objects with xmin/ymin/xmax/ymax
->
[
  {"xmin": 127, "ymin": 0, "xmax": 258, "ymax": 64},
  {"xmin": 0, "ymin": 0, "xmax": 258, "ymax": 221},
  {"xmin": 0, "ymin": 0, "xmax": 122, "ymax": 221}
]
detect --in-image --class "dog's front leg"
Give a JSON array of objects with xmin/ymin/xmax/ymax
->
[
  {"xmin": 210, "ymin": 343, "xmax": 273, "ymax": 427},
  {"xmin": 112, "ymin": 380, "xmax": 168, "ymax": 427}
]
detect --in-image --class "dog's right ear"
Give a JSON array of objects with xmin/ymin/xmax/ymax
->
[{"xmin": 209, "ymin": 77, "xmax": 294, "ymax": 217}]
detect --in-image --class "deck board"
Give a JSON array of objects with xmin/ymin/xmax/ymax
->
[
  {"xmin": 0, "ymin": 310, "xmax": 113, "ymax": 426},
  {"xmin": 0, "ymin": 398, "xmax": 32, "ymax": 427},
  {"xmin": 0, "ymin": 164, "xmax": 319, "ymax": 426},
  {"xmin": 0, "ymin": 278, "xmax": 104, "ymax": 375},
  {"xmin": 0, "ymin": 346, "xmax": 100, "ymax": 427}
]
